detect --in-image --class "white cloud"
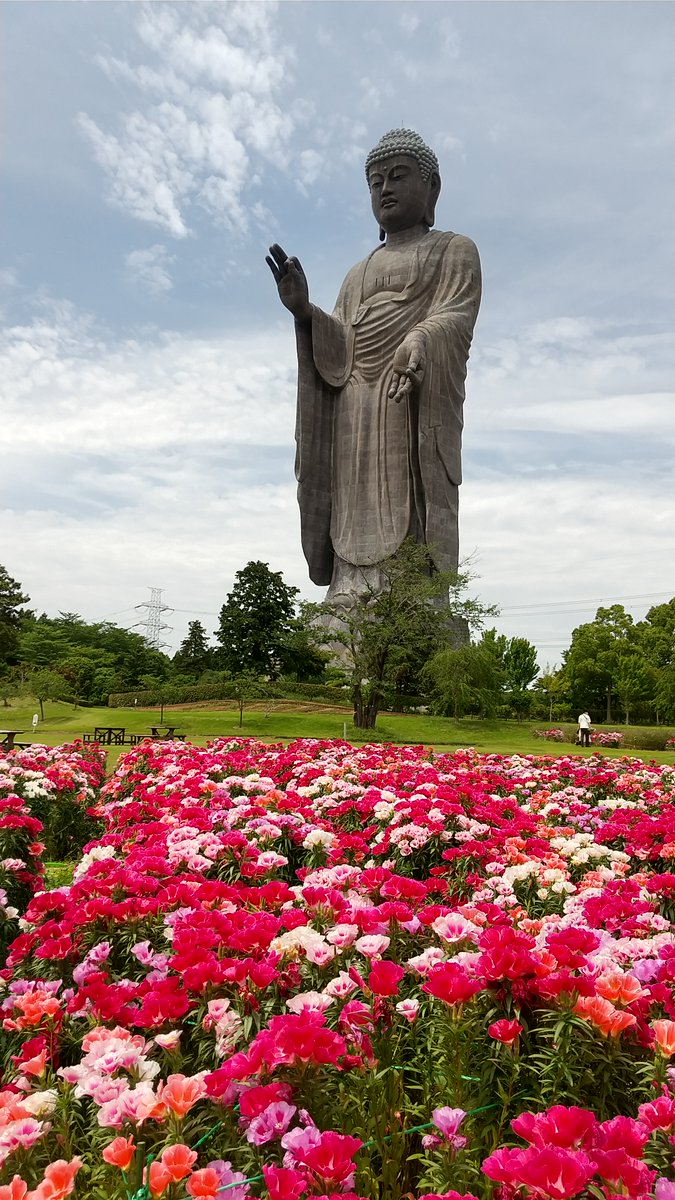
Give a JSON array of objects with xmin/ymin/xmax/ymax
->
[
  {"xmin": 1, "ymin": 296, "xmax": 672, "ymax": 662},
  {"xmin": 78, "ymin": 5, "xmax": 295, "ymax": 237},
  {"xmin": 461, "ymin": 470, "xmax": 674, "ymax": 667},
  {"xmin": 0, "ymin": 308, "xmax": 297, "ymax": 456},
  {"xmin": 125, "ymin": 244, "xmax": 174, "ymax": 294}
]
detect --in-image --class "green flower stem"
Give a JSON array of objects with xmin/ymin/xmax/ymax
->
[
  {"xmin": 193, "ymin": 1120, "xmax": 224, "ymax": 1149},
  {"xmin": 360, "ymin": 1102, "xmax": 499, "ymax": 1149},
  {"xmin": 217, "ymin": 1174, "xmax": 264, "ymax": 1193}
]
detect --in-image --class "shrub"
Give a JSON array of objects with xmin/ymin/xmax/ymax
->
[{"xmin": 591, "ymin": 730, "xmax": 623, "ymax": 747}]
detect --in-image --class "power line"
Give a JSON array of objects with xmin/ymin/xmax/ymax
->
[{"xmin": 499, "ymin": 591, "xmax": 672, "ymax": 614}]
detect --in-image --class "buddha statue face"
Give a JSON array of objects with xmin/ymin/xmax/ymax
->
[{"xmin": 368, "ymin": 154, "xmax": 440, "ymax": 235}]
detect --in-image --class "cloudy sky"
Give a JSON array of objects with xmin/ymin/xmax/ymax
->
[{"xmin": 2, "ymin": 1, "xmax": 673, "ymax": 667}]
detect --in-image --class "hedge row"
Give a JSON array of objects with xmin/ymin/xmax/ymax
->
[{"xmin": 108, "ymin": 680, "xmax": 351, "ymax": 708}]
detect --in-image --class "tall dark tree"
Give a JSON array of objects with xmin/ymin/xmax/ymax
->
[
  {"xmin": 0, "ymin": 565, "xmax": 30, "ymax": 668},
  {"xmin": 174, "ymin": 620, "xmax": 213, "ymax": 677},
  {"xmin": 215, "ymin": 562, "xmax": 299, "ymax": 679}
]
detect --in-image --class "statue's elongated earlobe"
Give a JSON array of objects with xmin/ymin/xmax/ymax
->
[{"xmin": 379, "ymin": 227, "xmax": 386, "ymax": 242}]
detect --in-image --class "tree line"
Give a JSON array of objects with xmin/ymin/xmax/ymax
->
[{"xmin": 1, "ymin": 559, "xmax": 673, "ymax": 729}]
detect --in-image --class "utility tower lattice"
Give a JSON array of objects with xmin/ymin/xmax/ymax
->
[{"xmin": 134, "ymin": 588, "xmax": 173, "ymax": 650}]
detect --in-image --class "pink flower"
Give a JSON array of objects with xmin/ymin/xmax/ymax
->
[
  {"xmin": 656, "ymin": 1179, "xmax": 675, "ymax": 1200},
  {"xmin": 354, "ymin": 934, "xmax": 390, "ymax": 959},
  {"xmin": 154, "ymin": 1031, "xmax": 182, "ymax": 1051},
  {"xmin": 205, "ymin": 1160, "xmax": 250, "ymax": 1200},
  {"xmin": 432, "ymin": 1107, "xmax": 466, "ymax": 1138},
  {"xmin": 432, "ymin": 1107, "xmax": 467, "ymax": 1153},
  {"xmin": 395, "ymin": 998, "xmax": 420, "ymax": 1022},
  {"xmin": 246, "ymin": 1101, "xmax": 297, "ymax": 1145},
  {"xmin": 286, "ymin": 991, "xmax": 333, "ymax": 1014},
  {"xmin": 323, "ymin": 972, "xmax": 358, "ymax": 1000}
]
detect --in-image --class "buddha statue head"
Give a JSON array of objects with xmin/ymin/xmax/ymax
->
[{"xmin": 365, "ymin": 128, "xmax": 441, "ymax": 236}]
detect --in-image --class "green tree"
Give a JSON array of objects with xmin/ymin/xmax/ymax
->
[
  {"xmin": 0, "ymin": 565, "xmax": 30, "ymax": 668},
  {"xmin": 560, "ymin": 605, "xmax": 640, "ymax": 722},
  {"xmin": 29, "ymin": 669, "xmax": 68, "ymax": 719},
  {"xmin": 231, "ymin": 671, "xmax": 270, "ymax": 728},
  {"xmin": 654, "ymin": 664, "xmax": 675, "ymax": 723},
  {"xmin": 215, "ymin": 562, "xmax": 300, "ymax": 679},
  {"xmin": 309, "ymin": 541, "xmax": 497, "ymax": 729},
  {"xmin": 531, "ymin": 666, "xmax": 568, "ymax": 722},
  {"xmin": 636, "ymin": 599, "xmax": 675, "ymax": 670},
  {"xmin": 614, "ymin": 654, "xmax": 657, "ymax": 724},
  {"xmin": 422, "ymin": 643, "xmax": 504, "ymax": 719},
  {"xmin": 503, "ymin": 636, "xmax": 539, "ymax": 719},
  {"xmin": 278, "ymin": 610, "xmax": 328, "ymax": 682},
  {"xmin": 636, "ymin": 600, "xmax": 675, "ymax": 723},
  {"xmin": 173, "ymin": 620, "xmax": 213, "ymax": 678}
]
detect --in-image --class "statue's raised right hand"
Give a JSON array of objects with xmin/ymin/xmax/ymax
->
[{"xmin": 266, "ymin": 244, "xmax": 311, "ymax": 322}]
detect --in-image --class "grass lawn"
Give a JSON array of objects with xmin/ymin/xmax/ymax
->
[{"xmin": 3, "ymin": 697, "xmax": 674, "ymax": 770}]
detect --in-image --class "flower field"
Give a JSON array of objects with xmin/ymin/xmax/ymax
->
[{"xmin": 2, "ymin": 737, "xmax": 675, "ymax": 1200}]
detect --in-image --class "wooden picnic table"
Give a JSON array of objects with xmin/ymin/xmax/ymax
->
[
  {"xmin": 92, "ymin": 726, "xmax": 126, "ymax": 745},
  {"xmin": 150, "ymin": 726, "xmax": 185, "ymax": 740},
  {"xmin": 0, "ymin": 729, "xmax": 25, "ymax": 750}
]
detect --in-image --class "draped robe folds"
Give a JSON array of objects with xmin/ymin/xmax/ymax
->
[{"xmin": 294, "ymin": 230, "xmax": 481, "ymax": 589}]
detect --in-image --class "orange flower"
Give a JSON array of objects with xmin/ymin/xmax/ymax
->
[
  {"xmin": 652, "ymin": 1019, "xmax": 675, "ymax": 1057},
  {"xmin": 102, "ymin": 1137, "xmax": 136, "ymax": 1171},
  {"xmin": 3, "ymin": 992, "xmax": 62, "ymax": 1032},
  {"xmin": 160, "ymin": 1144, "xmax": 198, "ymax": 1182},
  {"xmin": 158, "ymin": 1073, "xmax": 207, "ymax": 1119},
  {"xmin": 533, "ymin": 950, "xmax": 558, "ymax": 977},
  {"xmin": 148, "ymin": 1163, "xmax": 173, "ymax": 1198},
  {"xmin": 574, "ymin": 995, "xmax": 637, "ymax": 1037},
  {"xmin": 186, "ymin": 1169, "xmax": 221, "ymax": 1199},
  {"xmin": 22, "ymin": 1050, "xmax": 48, "ymax": 1079},
  {"xmin": 0, "ymin": 1177, "xmax": 28, "ymax": 1200},
  {"xmin": 596, "ymin": 969, "xmax": 644, "ymax": 1006},
  {"xmin": 29, "ymin": 1158, "xmax": 82, "ymax": 1200}
]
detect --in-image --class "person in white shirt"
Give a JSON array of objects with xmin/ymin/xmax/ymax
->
[{"xmin": 578, "ymin": 711, "xmax": 591, "ymax": 748}]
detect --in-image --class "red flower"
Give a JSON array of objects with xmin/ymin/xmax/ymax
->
[
  {"xmin": 422, "ymin": 962, "xmax": 483, "ymax": 1007},
  {"xmin": 516, "ymin": 1147, "xmax": 597, "ymax": 1198},
  {"xmin": 511, "ymin": 1106, "xmax": 597, "ymax": 1149},
  {"xmin": 638, "ymin": 1092, "xmax": 675, "ymax": 1132},
  {"xmin": 262, "ymin": 1165, "xmax": 307, "ymax": 1200},
  {"xmin": 482, "ymin": 1145, "xmax": 596, "ymax": 1198},
  {"xmin": 368, "ymin": 960, "xmax": 405, "ymax": 997},
  {"xmin": 293, "ymin": 1131, "xmax": 363, "ymax": 1191},
  {"xmin": 488, "ymin": 1019, "xmax": 523, "ymax": 1045}
]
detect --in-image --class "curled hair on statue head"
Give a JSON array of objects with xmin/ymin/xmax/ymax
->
[{"xmin": 365, "ymin": 128, "xmax": 440, "ymax": 183}]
